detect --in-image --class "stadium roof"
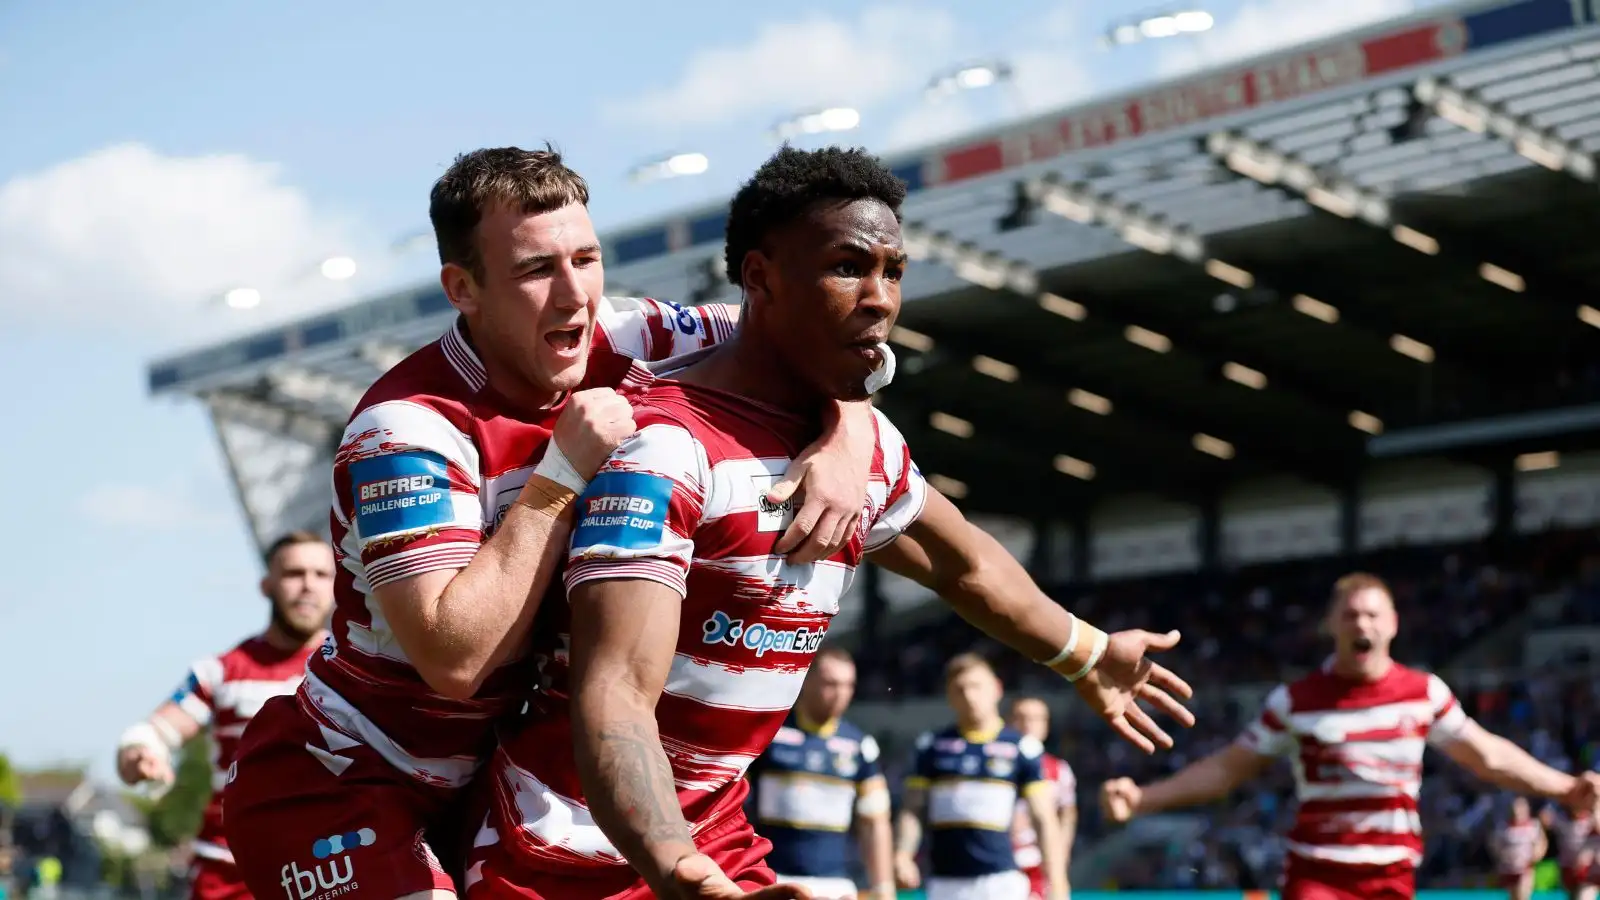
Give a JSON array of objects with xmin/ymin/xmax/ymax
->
[{"xmin": 150, "ymin": 0, "xmax": 1600, "ymax": 545}]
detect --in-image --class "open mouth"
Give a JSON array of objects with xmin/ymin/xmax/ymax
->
[{"xmin": 545, "ymin": 326, "xmax": 583, "ymax": 353}]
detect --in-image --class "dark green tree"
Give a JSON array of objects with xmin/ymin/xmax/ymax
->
[
  {"xmin": 132, "ymin": 735, "xmax": 212, "ymax": 847},
  {"xmin": 0, "ymin": 751, "xmax": 20, "ymax": 808}
]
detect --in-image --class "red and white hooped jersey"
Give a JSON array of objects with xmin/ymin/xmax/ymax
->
[
  {"xmin": 301, "ymin": 298, "xmax": 736, "ymax": 790},
  {"xmin": 1494, "ymin": 819, "xmax": 1545, "ymax": 874},
  {"xmin": 1012, "ymin": 753, "xmax": 1075, "ymax": 872},
  {"xmin": 1236, "ymin": 661, "xmax": 1470, "ymax": 872},
  {"xmin": 1555, "ymin": 812, "xmax": 1595, "ymax": 868},
  {"xmin": 171, "ymin": 635, "xmax": 318, "ymax": 863},
  {"xmin": 477, "ymin": 379, "xmax": 927, "ymax": 879}
]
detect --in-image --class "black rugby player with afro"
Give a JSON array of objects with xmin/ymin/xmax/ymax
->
[{"xmin": 704, "ymin": 144, "xmax": 908, "ymax": 405}]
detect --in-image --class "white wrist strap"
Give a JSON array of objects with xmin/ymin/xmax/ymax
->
[
  {"xmin": 1042, "ymin": 617, "xmax": 1081, "ymax": 669},
  {"xmin": 1065, "ymin": 629, "xmax": 1109, "ymax": 683},
  {"xmin": 534, "ymin": 440, "xmax": 589, "ymax": 495},
  {"xmin": 120, "ymin": 719, "xmax": 180, "ymax": 754}
]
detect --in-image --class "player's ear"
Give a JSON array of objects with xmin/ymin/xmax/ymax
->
[
  {"xmin": 441, "ymin": 262, "xmax": 480, "ymax": 316},
  {"xmin": 740, "ymin": 249, "xmax": 773, "ymax": 309},
  {"xmin": 259, "ymin": 575, "xmax": 272, "ymax": 601}
]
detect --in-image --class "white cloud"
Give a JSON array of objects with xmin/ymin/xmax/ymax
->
[
  {"xmin": 880, "ymin": 6, "xmax": 1096, "ymax": 153},
  {"xmin": 1156, "ymin": 0, "xmax": 1417, "ymax": 77},
  {"xmin": 604, "ymin": 5, "xmax": 961, "ymax": 130},
  {"xmin": 76, "ymin": 479, "xmax": 230, "ymax": 531},
  {"xmin": 0, "ymin": 143, "xmax": 382, "ymax": 346}
]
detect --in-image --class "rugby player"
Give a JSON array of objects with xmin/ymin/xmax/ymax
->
[
  {"xmin": 893, "ymin": 657, "xmax": 1066, "ymax": 900},
  {"xmin": 1100, "ymin": 573, "xmax": 1600, "ymax": 900},
  {"xmin": 223, "ymin": 146, "xmax": 879, "ymax": 900},
  {"xmin": 1492, "ymin": 797, "xmax": 1547, "ymax": 900},
  {"xmin": 117, "ymin": 531, "xmax": 334, "ymax": 900},
  {"xmin": 743, "ymin": 647, "xmax": 894, "ymax": 900},
  {"xmin": 1006, "ymin": 697, "xmax": 1076, "ymax": 900},
  {"xmin": 1551, "ymin": 805, "xmax": 1597, "ymax": 900},
  {"xmin": 466, "ymin": 146, "xmax": 1195, "ymax": 900}
]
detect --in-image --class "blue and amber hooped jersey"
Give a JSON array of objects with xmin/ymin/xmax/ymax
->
[
  {"xmin": 905, "ymin": 725, "xmax": 1048, "ymax": 878},
  {"xmin": 747, "ymin": 714, "xmax": 885, "ymax": 877}
]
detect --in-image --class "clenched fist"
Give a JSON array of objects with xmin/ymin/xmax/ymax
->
[
  {"xmin": 553, "ymin": 388, "xmax": 637, "ymax": 478},
  {"xmin": 117, "ymin": 744, "xmax": 174, "ymax": 788},
  {"xmin": 1100, "ymin": 777, "xmax": 1142, "ymax": 824}
]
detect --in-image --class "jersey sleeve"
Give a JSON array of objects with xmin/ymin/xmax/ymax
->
[
  {"xmin": 1054, "ymin": 757, "xmax": 1078, "ymax": 809},
  {"xmin": 592, "ymin": 297, "xmax": 737, "ymax": 362},
  {"xmin": 857, "ymin": 735, "xmax": 884, "ymax": 787},
  {"xmin": 168, "ymin": 656, "xmax": 224, "ymax": 728},
  {"xmin": 1237, "ymin": 684, "xmax": 1295, "ymax": 757},
  {"xmin": 863, "ymin": 409, "xmax": 930, "ymax": 551},
  {"xmin": 565, "ymin": 420, "xmax": 708, "ymax": 599},
  {"xmin": 335, "ymin": 400, "xmax": 483, "ymax": 589},
  {"xmin": 1016, "ymin": 735, "xmax": 1051, "ymax": 800},
  {"xmin": 1425, "ymin": 673, "xmax": 1471, "ymax": 747},
  {"xmin": 904, "ymin": 732, "xmax": 936, "ymax": 790}
]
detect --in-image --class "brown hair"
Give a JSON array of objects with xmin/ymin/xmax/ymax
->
[
  {"xmin": 263, "ymin": 530, "xmax": 325, "ymax": 567},
  {"xmin": 1326, "ymin": 571, "xmax": 1393, "ymax": 618},
  {"xmin": 429, "ymin": 145, "xmax": 591, "ymax": 280},
  {"xmin": 944, "ymin": 652, "xmax": 995, "ymax": 684},
  {"xmin": 814, "ymin": 646, "xmax": 854, "ymax": 666}
]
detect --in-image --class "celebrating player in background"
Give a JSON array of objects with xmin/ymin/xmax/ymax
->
[
  {"xmin": 224, "ymin": 145, "xmax": 876, "ymax": 900},
  {"xmin": 1492, "ymin": 797, "xmax": 1547, "ymax": 900},
  {"xmin": 468, "ymin": 145, "xmax": 1194, "ymax": 900},
  {"xmin": 1100, "ymin": 573, "xmax": 1600, "ymax": 900},
  {"xmin": 894, "ymin": 657, "xmax": 1065, "ymax": 900},
  {"xmin": 1007, "ymin": 697, "xmax": 1076, "ymax": 900},
  {"xmin": 743, "ymin": 647, "xmax": 894, "ymax": 900},
  {"xmin": 1551, "ymin": 805, "xmax": 1597, "ymax": 900},
  {"xmin": 117, "ymin": 531, "xmax": 334, "ymax": 900}
]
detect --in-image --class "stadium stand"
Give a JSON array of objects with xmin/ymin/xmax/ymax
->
[{"xmin": 147, "ymin": 0, "xmax": 1600, "ymax": 893}]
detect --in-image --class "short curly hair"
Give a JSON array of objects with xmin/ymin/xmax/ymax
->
[{"xmin": 724, "ymin": 146, "xmax": 908, "ymax": 288}]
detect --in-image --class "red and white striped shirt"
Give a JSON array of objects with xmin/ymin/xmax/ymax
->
[
  {"xmin": 1555, "ymin": 812, "xmax": 1594, "ymax": 869},
  {"xmin": 171, "ymin": 636, "xmax": 316, "ymax": 864},
  {"xmin": 1012, "ymin": 753, "xmax": 1075, "ymax": 873},
  {"xmin": 1236, "ymin": 662, "xmax": 1470, "ymax": 872},
  {"xmin": 478, "ymin": 379, "xmax": 927, "ymax": 878},
  {"xmin": 1494, "ymin": 819, "xmax": 1545, "ymax": 874},
  {"xmin": 300, "ymin": 298, "xmax": 736, "ymax": 790}
]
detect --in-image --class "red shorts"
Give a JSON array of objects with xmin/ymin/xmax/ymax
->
[
  {"xmin": 464, "ymin": 808, "xmax": 775, "ymax": 900},
  {"xmin": 1281, "ymin": 856, "xmax": 1414, "ymax": 900},
  {"xmin": 1564, "ymin": 866, "xmax": 1599, "ymax": 890},
  {"xmin": 223, "ymin": 695, "xmax": 462, "ymax": 899},
  {"xmin": 190, "ymin": 856, "xmax": 250, "ymax": 900}
]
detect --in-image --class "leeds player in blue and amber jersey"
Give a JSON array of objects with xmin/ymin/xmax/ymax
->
[
  {"xmin": 895, "ymin": 655, "xmax": 1065, "ymax": 900},
  {"xmin": 747, "ymin": 648, "xmax": 894, "ymax": 900}
]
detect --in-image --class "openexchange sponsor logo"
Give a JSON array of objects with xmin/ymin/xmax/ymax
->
[
  {"xmin": 701, "ymin": 610, "xmax": 825, "ymax": 658},
  {"xmin": 280, "ymin": 828, "xmax": 374, "ymax": 900}
]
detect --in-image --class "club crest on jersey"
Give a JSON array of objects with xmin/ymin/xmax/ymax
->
[
  {"xmin": 748, "ymin": 474, "xmax": 797, "ymax": 534},
  {"xmin": 701, "ymin": 610, "xmax": 825, "ymax": 658},
  {"xmin": 986, "ymin": 756, "xmax": 1015, "ymax": 778}
]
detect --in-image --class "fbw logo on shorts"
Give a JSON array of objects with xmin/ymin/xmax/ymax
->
[
  {"xmin": 701, "ymin": 610, "xmax": 825, "ymax": 658},
  {"xmin": 280, "ymin": 828, "xmax": 374, "ymax": 900}
]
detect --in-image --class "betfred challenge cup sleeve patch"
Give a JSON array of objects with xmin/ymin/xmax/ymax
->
[
  {"xmin": 573, "ymin": 471, "xmax": 674, "ymax": 553},
  {"xmin": 350, "ymin": 451, "xmax": 453, "ymax": 540}
]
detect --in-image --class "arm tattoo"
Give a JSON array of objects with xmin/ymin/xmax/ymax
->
[{"xmin": 594, "ymin": 720, "xmax": 692, "ymax": 847}]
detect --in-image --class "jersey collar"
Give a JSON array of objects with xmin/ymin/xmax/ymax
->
[
  {"xmin": 960, "ymin": 724, "xmax": 1002, "ymax": 744},
  {"xmin": 796, "ymin": 711, "xmax": 839, "ymax": 738},
  {"xmin": 441, "ymin": 317, "xmax": 488, "ymax": 393}
]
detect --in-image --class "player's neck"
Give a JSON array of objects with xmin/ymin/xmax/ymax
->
[
  {"xmin": 687, "ymin": 336, "xmax": 827, "ymax": 413},
  {"xmin": 263, "ymin": 624, "xmax": 326, "ymax": 652},
  {"xmin": 463, "ymin": 319, "xmax": 562, "ymax": 412},
  {"xmin": 956, "ymin": 713, "xmax": 1004, "ymax": 740},
  {"xmin": 1330, "ymin": 653, "xmax": 1392, "ymax": 682}
]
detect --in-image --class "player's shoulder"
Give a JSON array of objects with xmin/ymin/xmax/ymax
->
[{"xmin": 1001, "ymin": 727, "xmax": 1045, "ymax": 759}]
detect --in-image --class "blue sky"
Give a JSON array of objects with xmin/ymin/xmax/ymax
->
[{"xmin": 0, "ymin": 0, "xmax": 1437, "ymax": 778}]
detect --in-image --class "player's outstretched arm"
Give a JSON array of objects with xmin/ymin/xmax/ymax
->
[
  {"xmin": 365, "ymin": 388, "xmax": 634, "ymax": 699},
  {"xmin": 1100, "ymin": 742, "xmax": 1272, "ymax": 823},
  {"xmin": 871, "ymin": 490, "xmax": 1194, "ymax": 752},
  {"xmin": 1439, "ymin": 720, "xmax": 1598, "ymax": 810}
]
